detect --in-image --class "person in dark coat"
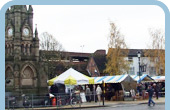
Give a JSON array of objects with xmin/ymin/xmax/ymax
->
[
  {"xmin": 153, "ymin": 83, "xmax": 159, "ymax": 99},
  {"xmin": 147, "ymin": 85, "xmax": 155, "ymax": 106},
  {"xmin": 137, "ymin": 84, "xmax": 142, "ymax": 96}
]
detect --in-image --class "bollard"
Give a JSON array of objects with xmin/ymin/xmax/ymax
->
[
  {"xmin": 8, "ymin": 96, "xmax": 9, "ymax": 110},
  {"xmin": 32, "ymin": 94, "xmax": 33, "ymax": 109},
  {"xmin": 102, "ymin": 81, "xmax": 105, "ymax": 106},
  {"xmin": 52, "ymin": 97, "xmax": 56, "ymax": 106}
]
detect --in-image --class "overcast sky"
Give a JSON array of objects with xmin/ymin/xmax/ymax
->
[{"xmin": 32, "ymin": 5, "xmax": 165, "ymax": 53}]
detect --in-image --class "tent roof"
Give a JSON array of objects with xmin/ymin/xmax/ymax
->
[
  {"xmin": 151, "ymin": 76, "xmax": 165, "ymax": 82},
  {"xmin": 131, "ymin": 74, "xmax": 154, "ymax": 83},
  {"xmin": 47, "ymin": 76, "xmax": 58, "ymax": 86},
  {"xmin": 93, "ymin": 74, "xmax": 135, "ymax": 84},
  {"xmin": 53, "ymin": 68, "xmax": 94, "ymax": 85}
]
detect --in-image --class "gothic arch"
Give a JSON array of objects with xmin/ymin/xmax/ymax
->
[
  {"xmin": 20, "ymin": 63, "xmax": 37, "ymax": 86},
  {"xmin": 21, "ymin": 63, "xmax": 36, "ymax": 78},
  {"xmin": 5, "ymin": 65, "xmax": 14, "ymax": 86},
  {"xmin": 5, "ymin": 64, "xmax": 13, "ymax": 78}
]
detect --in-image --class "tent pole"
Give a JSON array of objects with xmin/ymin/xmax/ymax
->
[
  {"xmin": 121, "ymin": 83, "xmax": 125, "ymax": 100},
  {"xmin": 70, "ymin": 84, "xmax": 71, "ymax": 99}
]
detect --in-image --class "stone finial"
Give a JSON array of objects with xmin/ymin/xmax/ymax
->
[
  {"xmin": 28, "ymin": 5, "xmax": 33, "ymax": 13},
  {"xmin": 35, "ymin": 24, "xmax": 39, "ymax": 40}
]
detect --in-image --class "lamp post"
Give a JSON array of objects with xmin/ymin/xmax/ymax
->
[{"xmin": 137, "ymin": 51, "xmax": 141, "ymax": 83}]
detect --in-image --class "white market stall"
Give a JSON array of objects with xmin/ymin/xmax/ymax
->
[
  {"xmin": 53, "ymin": 68, "xmax": 94, "ymax": 85},
  {"xmin": 93, "ymin": 74, "xmax": 137, "ymax": 101},
  {"xmin": 49, "ymin": 68, "xmax": 94, "ymax": 103}
]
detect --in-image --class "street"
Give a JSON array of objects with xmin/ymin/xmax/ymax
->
[{"xmin": 82, "ymin": 104, "xmax": 165, "ymax": 110}]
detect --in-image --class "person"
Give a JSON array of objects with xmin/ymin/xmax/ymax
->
[
  {"xmin": 153, "ymin": 83, "xmax": 159, "ymax": 99},
  {"xmin": 85, "ymin": 85, "xmax": 91, "ymax": 102},
  {"xmin": 93, "ymin": 85, "xmax": 97, "ymax": 102},
  {"xmin": 137, "ymin": 83, "xmax": 142, "ymax": 96},
  {"xmin": 73, "ymin": 86, "xmax": 81, "ymax": 101},
  {"xmin": 147, "ymin": 85, "xmax": 155, "ymax": 106},
  {"xmin": 130, "ymin": 89, "xmax": 136, "ymax": 101},
  {"xmin": 96, "ymin": 85, "xmax": 102, "ymax": 104}
]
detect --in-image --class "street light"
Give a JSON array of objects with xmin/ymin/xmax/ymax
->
[{"xmin": 137, "ymin": 51, "xmax": 141, "ymax": 83}]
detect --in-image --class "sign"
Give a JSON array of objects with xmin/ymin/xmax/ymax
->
[{"xmin": 80, "ymin": 92, "xmax": 86, "ymax": 102}]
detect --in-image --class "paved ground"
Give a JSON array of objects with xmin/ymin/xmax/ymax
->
[
  {"xmin": 5, "ymin": 97, "xmax": 165, "ymax": 110},
  {"xmin": 82, "ymin": 103, "xmax": 165, "ymax": 110}
]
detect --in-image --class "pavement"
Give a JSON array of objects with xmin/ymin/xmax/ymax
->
[{"xmin": 6, "ymin": 97, "xmax": 165, "ymax": 110}]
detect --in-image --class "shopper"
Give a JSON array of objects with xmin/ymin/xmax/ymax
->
[
  {"xmin": 96, "ymin": 85, "xmax": 102, "ymax": 104},
  {"xmin": 85, "ymin": 85, "xmax": 91, "ymax": 102},
  {"xmin": 147, "ymin": 85, "xmax": 155, "ymax": 106}
]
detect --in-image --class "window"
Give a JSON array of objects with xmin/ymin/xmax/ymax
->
[
  {"xmin": 128, "ymin": 67, "xmax": 135, "ymax": 75},
  {"xmin": 149, "ymin": 67, "xmax": 156, "ymax": 76},
  {"xmin": 140, "ymin": 65, "xmax": 146, "ymax": 72},
  {"xmin": 128, "ymin": 57, "xmax": 133, "ymax": 62}
]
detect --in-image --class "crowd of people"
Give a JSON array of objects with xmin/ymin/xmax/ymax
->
[{"xmin": 136, "ymin": 82, "xmax": 164, "ymax": 99}]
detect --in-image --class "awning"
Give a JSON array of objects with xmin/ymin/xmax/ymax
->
[
  {"xmin": 131, "ymin": 74, "xmax": 154, "ymax": 83},
  {"xmin": 93, "ymin": 74, "xmax": 134, "ymax": 84},
  {"xmin": 151, "ymin": 76, "xmax": 165, "ymax": 82}
]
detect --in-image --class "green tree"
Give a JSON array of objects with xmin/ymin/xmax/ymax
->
[{"xmin": 104, "ymin": 22, "xmax": 130, "ymax": 75}]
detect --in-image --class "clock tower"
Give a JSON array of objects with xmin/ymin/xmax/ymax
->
[
  {"xmin": 5, "ymin": 5, "xmax": 47, "ymax": 95},
  {"xmin": 5, "ymin": 5, "xmax": 39, "ymax": 60}
]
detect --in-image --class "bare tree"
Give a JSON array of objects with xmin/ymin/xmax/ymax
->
[
  {"xmin": 145, "ymin": 28, "xmax": 165, "ymax": 75},
  {"xmin": 104, "ymin": 22, "xmax": 130, "ymax": 75},
  {"xmin": 39, "ymin": 32, "xmax": 65, "ymax": 79},
  {"xmin": 39, "ymin": 32, "xmax": 64, "ymax": 51}
]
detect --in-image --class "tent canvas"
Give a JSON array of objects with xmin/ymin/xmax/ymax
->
[
  {"xmin": 93, "ymin": 75, "xmax": 137, "ymax": 91},
  {"xmin": 151, "ymin": 76, "xmax": 165, "ymax": 82},
  {"xmin": 131, "ymin": 74, "xmax": 154, "ymax": 83},
  {"xmin": 47, "ymin": 76, "xmax": 58, "ymax": 86},
  {"xmin": 53, "ymin": 68, "xmax": 94, "ymax": 85},
  {"xmin": 93, "ymin": 74, "xmax": 135, "ymax": 84}
]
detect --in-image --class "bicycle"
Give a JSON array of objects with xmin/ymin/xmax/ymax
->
[
  {"xmin": 22, "ymin": 94, "xmax": 32, "ymax": 108},
  {"xmin": 64, "ymin": 93, "xmax": 82, "ymax": 107}
]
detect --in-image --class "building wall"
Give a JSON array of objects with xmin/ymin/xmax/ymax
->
[{"xmin": 127, "ymin": 56, "xmax": 156, "ymax": 76}]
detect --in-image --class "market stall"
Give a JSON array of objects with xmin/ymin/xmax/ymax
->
[
  {"xmin": 131, "ymin": 74, "xmax": 154, "ymax": 83},
  {"xmin": 53, "ymin": 68, "xmax": 94, "ymax": 85},
  {"xmin": 93, "ymin": 75, "xmax": 137, "ymax": 101},
  {"xmin": 151, "ymin": 76, "xmax": 165, "ymax": 82}
]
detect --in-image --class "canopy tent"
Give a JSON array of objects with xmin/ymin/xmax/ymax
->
[
  {"xmin": 93, "ymin": 74, "xmax": 134, "ymax": 84},
  {"xmin": 93, "ymin": 74, "xmax": 137, "ymax": 91},
  {"xmin": 131, "ymin": 74, "xmax": 154, "ymax": 83},
  {"xmin": 151, "ymin": 76, "xmax": 165, "ymax": 82},
  {"xmin": 53, "ymin": 68, "xmax": 94, "ymax": 85},
  {"xmin": 47, "ymin": 76, "xmax": 58, "ymax": 86}
]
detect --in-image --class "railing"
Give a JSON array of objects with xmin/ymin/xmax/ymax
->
[{"xmin": 5, "ymin": 93, "xmax": 103, "ymax": 109}]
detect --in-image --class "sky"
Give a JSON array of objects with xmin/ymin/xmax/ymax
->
[{"xmin": 31, "ymin": 5, "xmax": 165, "ymax": 53}]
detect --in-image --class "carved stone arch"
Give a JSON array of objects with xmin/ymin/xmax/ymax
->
[
  {"xmin": 20, "ymin": 63, "xmax": 37, "ymax": 86},
  {"xmin": 5, "ymin": 64, "xmax": 14, "ymax": 78},
  {"xmin": 5, "ymin": 64, "xmax": 14, "ymax": 86},
  {"xmin": 21, "ymin": 63, "xmax": 36, "ymax": 78}
]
